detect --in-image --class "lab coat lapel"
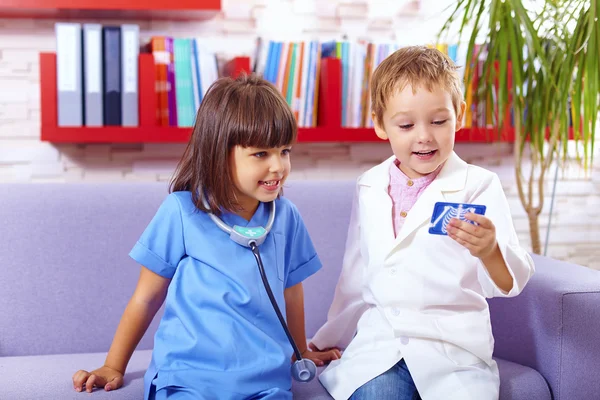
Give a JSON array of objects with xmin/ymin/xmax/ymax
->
[
  {"xmin": 359, "ymin": 157, "xmax": 396, "ymax": 261},
  {"xmin": 390, "ymin": 152, "xmax": 468, "ymax": 250}
]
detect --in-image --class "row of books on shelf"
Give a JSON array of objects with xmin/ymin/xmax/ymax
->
[
  {"xmin": 254, "ymin": 39, "xmax": 510, "ymax": 129},
  {"xmin": 54, "ymin": 21, "xmax": 517, "ymax": 131},
  {"xmin": 56, "ymin": 22, "xmax": 136, "ymax": 127},
  {"xmin": 56, "ymin": 22, "xmax": 142, "ymax": 128},
  {"xmin": 54, "ymin": 22, "xmax": 222, "ymax": 129},
  {"xmin": 255, "ymin": 39, "xmax": 405, "ymax": 128},
  {"xmin": 147, "ymin": 36, "xmax": 219, "ymax": 128}
]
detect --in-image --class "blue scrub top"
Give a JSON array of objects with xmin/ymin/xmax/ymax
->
[{"xmin": 129, "ymin": 191, "xmax": 322, "ymax": 399}]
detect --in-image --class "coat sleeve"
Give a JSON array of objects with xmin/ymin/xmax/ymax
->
[
  {"xmin": 310, "ymin": 183, "xmax": 370, "ymax": 350},
  {"xmin": 472, "ymin": 173, "xmax": 535, "ymax": 298}
]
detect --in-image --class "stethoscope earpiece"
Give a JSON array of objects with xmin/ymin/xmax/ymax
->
[{"xmin": 202, "ymin": 192, "xmax": 316, "ymax": 382}]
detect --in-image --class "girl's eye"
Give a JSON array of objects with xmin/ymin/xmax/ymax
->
[
  {"xmin": 433, "ymin": 120, "xmax": 448, "ymax": 125},
  {"xmin": 399, "ymin": 124, "xmax": 413, "ymax": 130},
  {"xmin": 282, "ymin": 148, "xmax": 292, "ymax": 156},
  {"xmin": 253, "ymin": 152, "xmax": 267, "ymax": 158}
]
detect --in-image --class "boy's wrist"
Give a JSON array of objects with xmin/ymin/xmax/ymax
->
[{"xmin": 480, "ymin": 241, "xmax": 501, "ymax": 265}]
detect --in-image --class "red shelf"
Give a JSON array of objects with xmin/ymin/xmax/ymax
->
[
  {"xmin": 39, "ymin": 126, "xmax": 516, "ymax": 144},
  {"xmin": 39, "ymin": 52, "xmax": 515, "ymax": 144},
  {"xmin": 40, "ymin": 126, "xmax": 382, "ymax": 144},
  {"xmin": 0, "ymin": 0, "xmax": 220, "ymax": 19}
]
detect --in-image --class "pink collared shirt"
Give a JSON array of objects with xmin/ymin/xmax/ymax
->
[{"xmin": 388, "ymin": 159, "xmax": 441, "ymax": 237}]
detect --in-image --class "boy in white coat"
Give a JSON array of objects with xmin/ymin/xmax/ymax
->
[{"xmin": 309, "ymin": 46, "xmax": 535, "ymax": 400}]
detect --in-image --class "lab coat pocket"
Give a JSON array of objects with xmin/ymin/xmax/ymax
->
[
  {"xmin": 440, "ymin": 341, "xmax": 485, "ymax": 367},
  {"xmin": 272, "ymin": 232, "xmax": 286, "ymax": 282},
  {"xmin": 435, "ymin": 312, "xmax": 494, "ymax": 367}
]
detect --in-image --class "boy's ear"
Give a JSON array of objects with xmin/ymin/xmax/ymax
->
[
  {"xmin": 372, "ymin": 112, "xmax": 389, "ymax": 140},
  {"xmin": 455, "ymin": 101, "xmax": 467, "ymax": 131}
]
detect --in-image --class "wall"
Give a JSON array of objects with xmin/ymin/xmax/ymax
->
[{"xmin": 0, "ymin": 0, "xmax": 598, "ymax": 269}]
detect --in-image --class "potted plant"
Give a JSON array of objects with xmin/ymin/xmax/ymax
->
[{"xmin": 439, "ymin": 0, "xmax": 599, "ymax": 254}]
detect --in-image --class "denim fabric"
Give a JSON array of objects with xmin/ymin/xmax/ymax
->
[{"xmin": 350, "ymin": 359, "xmax": 421, "ymax": 400}]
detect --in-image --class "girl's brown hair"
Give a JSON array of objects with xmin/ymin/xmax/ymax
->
[{"xmin": 169, "ymin": 73, "xmax": 297, "ymax": 215}]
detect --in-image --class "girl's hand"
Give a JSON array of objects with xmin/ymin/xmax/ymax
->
[
  {"xmin": 72, "ymin": 366, "xmax": 124, "ymax": 393},
  {"xmin": 294, "ymin": 342, "xmax": 342, "ymax": 367},
  {"xmin": 447, "ymin": 212, "xmax": 497, "ymax": 259}
]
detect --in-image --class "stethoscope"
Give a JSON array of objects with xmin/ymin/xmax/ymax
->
[{"xmin": 202, "ymin": 193, "xmax": 317, "ymax": 383}]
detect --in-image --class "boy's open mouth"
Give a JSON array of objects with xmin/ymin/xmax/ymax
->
[{"xmin": 413, "ymin": 150, "xmax": 437, "ymax": 156}]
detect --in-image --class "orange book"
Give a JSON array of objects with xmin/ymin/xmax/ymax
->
[
  {"xmin": 294, "ymin": 42, "xmax": 305, "ymax": 122},
  {"xmin": 312, "ymin": 42, "xmax": 322, "ymax": 128},
  {"xmin": 281, "ymin": 42, "xmax": 294, "ymax": 100},
  {"xmin": 147, "ymin": 36, "xmax": 169, "ymax": 126}
]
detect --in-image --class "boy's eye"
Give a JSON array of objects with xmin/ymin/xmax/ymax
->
[
  {"xmin": 433, "ymin": 120, "xmax": 448, "ymax": 125},
  {"xmin": 399, "ymin": 124, "xmax": 413, "ymax": 130},
  {"xmin": 253, "ymin": 151, "xmax": 267, "ymax": 158}
]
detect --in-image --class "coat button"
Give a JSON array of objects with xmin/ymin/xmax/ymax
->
[
  {"xmin": 391, "ymin": 307, "xmax": 400, "ymax": 316},
  {"xmin": 400, "ymin": 336, "xmax": 410, "ymax": 345},
  {"xmin": 389, "ymin": 268, "xmax": 397, "ymax": 275}
]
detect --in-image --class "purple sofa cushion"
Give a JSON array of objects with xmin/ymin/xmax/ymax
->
[
  {"xmin": 0, "ymin": 350, "xmax": 153, "ymax": 400},
  {"xmin": 488, "ymin": 255, "xmax": 600, "ymax": 400},
  {"xmin": 0, "ymin": 351, "xmax": 548, "ymax": 400}
]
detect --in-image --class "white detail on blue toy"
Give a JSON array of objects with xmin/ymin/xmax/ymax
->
[{"xmin": 431, "ymin": 204, "xmax": 476, "ymax": 234}]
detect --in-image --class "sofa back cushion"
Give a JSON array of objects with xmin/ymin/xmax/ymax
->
[{"xmin": 0, "ymin": 180, "xmax": 354, "ymax": 356}]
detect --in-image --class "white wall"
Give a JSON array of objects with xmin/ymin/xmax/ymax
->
[{"xmin": 0, "ymin": 0, "xmax": 598, "ymax": 268}]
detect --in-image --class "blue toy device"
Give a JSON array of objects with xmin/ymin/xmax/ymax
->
[{"xmin": 429, "ymin": 202, "xmax": 487, "ymax": 235}]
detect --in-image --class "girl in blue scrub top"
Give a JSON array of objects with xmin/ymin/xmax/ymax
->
[{"xmin": 72, "ymin": 74, "xmax": 341, "ymax": 399}]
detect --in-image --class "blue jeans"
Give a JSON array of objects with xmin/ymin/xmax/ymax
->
[{"xmin": 350, "ymin": 359, "xmax": 421, "ymax": 400}]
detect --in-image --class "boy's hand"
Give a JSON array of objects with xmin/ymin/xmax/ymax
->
[
  {"xmin": 447, "ymin": 212, "xmax": 497, "ymax": 259},
  {"xmin": 72, "ymin": 366, "xmax": 124, "ymax": 393},
  {"xmin": 293, "ymin": 342, "xmax": 341, "ymax": 367}
]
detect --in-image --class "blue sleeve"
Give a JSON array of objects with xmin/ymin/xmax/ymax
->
[
  {"xmin": 285, "ymin": 205, "xmax": 322, "ymax": 288},
  {"xmin": 129, "ymin": 193, "xmax": 186, "ymax": 279}
]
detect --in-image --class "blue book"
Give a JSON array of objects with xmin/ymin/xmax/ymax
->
[{"xmin": 102, "ymin": 26, "xmax": 122, "ymax": 126}]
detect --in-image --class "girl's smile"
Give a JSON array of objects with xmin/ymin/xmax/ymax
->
[{"xmin": 259, "ymin": 179, "xmax": 282, "ymax": 192}]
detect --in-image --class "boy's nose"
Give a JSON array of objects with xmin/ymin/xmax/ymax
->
[{"xmin": 417, "ymin": 128, "xmax": 434, "ymax": 142}]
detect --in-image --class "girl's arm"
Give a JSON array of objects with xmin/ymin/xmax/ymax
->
[
  {"xmin": 284, "ymin": 283, "xmax": 308, "ymax": 355},
  {"xmin": 104, "ymin": 266, "xmax": 170, "ymax": 373},
  {"xmin": 285, "ymin": 283, "xmax": 341, "ymax": 366},
  {"xmin": 72, "ymin": 266, "xmax": 170, "ymax": 392}
]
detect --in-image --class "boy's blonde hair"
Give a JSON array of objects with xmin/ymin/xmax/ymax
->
[{"xmin": 370, "ymin": 46, "xmax": 463, "ymax": 125}]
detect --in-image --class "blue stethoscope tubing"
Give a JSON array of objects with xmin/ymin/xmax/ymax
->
[{"xmin": 202, "ymin": 193, "xmax": 317, "ymax": 382}]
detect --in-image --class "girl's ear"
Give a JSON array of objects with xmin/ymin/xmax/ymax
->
[
  {"xmin": 372, "ymin": 113, "xmax": 389, "ymax": 140},
  {"xmin": 455, "ymin": 101, "xmax": 467, "ymax": 131}
]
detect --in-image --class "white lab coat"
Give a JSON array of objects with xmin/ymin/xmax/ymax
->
[{"xmin": 311, "ymin": 152, "xmax": 535, "ymax": 400}]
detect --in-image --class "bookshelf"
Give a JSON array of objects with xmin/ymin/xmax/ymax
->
[
  {"xmin": 39, "ymin": 52, "xmax": 514, "ymax": 144},
  {"xmin": 0, "ymin": 0, "xmax": 221, "ymax": 20}
]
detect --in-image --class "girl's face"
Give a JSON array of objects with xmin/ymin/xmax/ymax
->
[
  {"xmin": 373, "ymin": 83, "xmax": 465, "ymax": 179},
  {"xmin": 229, "ymin": 144, "xmax": 292, "ymax": 220}
]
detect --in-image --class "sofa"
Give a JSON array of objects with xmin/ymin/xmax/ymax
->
[{"xmin": 0, "ymin": 181, "xmax": 599, "ymax": 400}]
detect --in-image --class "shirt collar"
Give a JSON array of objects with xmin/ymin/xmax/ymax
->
[{"xmin": 389, "ymin": 158, "xmax": 442, "ymax": 189}]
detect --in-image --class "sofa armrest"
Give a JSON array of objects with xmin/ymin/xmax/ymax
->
[{"xmin": 489, "ymin": 254, "xmax": 600, "ymax": 400}]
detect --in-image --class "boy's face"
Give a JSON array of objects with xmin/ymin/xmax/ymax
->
[
  {"xmin": 373, "ymin": 83, "xmax": 465, "ymax": 179},
  {"xmin": 229, "ymin": 145, "xmax": 291, "ymax": 219}
]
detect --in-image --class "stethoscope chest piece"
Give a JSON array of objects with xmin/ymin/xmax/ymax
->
[{"xmin": 230, "ymin": 225, "xmax": 268, "ymax": 247}]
